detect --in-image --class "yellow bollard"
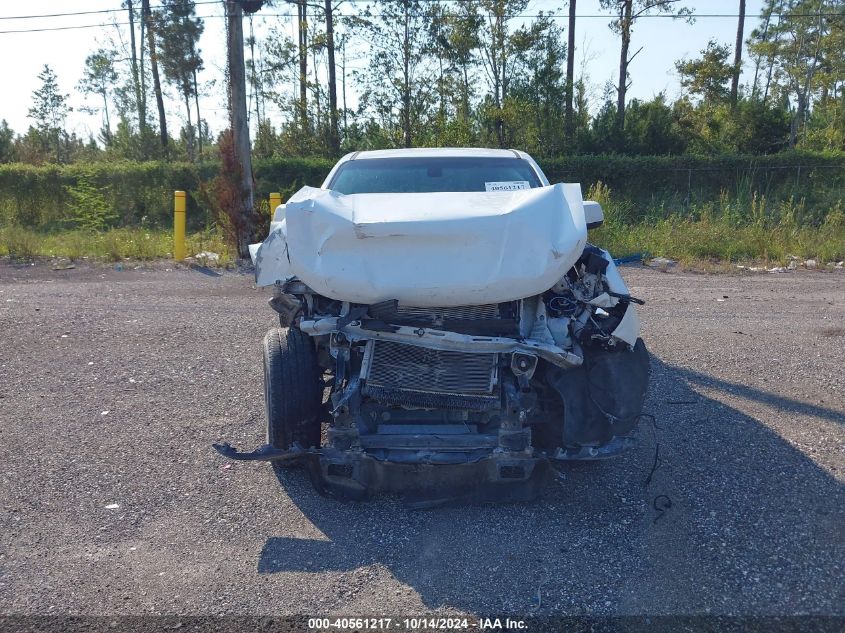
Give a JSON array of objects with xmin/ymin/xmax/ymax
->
[
  {"xmin": 173, "ymin": 191, "xmax": 187, "ymax": 261},
  {"xmin": 269, "ymin": 192, "xmax": 282, "ymax": 221}
]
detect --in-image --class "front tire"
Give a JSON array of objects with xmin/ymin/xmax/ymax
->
[{"xmin": 263, "ymin": 327, "xmax": 322, "ymax": 449}]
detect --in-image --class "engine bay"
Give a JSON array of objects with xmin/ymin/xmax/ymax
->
[{"xmin": 268, "ymin": 245, "xmax": 649, "ymax": 464}]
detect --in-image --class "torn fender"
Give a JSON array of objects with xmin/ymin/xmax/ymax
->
[
  {"xmin": 253, "ymin": 228, "xmax": 293, "ymax": 287},
  {"xmin": 546, "ymin": 338, "xmax": 651, "ymax": 447}
]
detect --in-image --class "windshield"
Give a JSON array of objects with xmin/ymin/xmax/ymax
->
[{"xmin": 327, "ymin": 156, "xmax": 542, "ymax": 194}]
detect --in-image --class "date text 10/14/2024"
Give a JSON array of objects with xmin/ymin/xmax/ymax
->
[{"xmin": 307, "ymin": 618, "xmax": 529, "ymax": 631}]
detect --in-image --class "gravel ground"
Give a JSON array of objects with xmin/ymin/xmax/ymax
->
[{"xmin": 0, "ymin": 260, "xmax": 843, "ymax": 618}]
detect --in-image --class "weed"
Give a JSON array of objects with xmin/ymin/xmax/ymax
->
[{"xmin": 0, "ymin": 226, "xmax": 39, "ymax": 260}]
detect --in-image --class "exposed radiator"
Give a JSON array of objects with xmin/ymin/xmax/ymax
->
[{"xmin": 361, "ymin": 340, "xmax": 499, "ymax": 410}]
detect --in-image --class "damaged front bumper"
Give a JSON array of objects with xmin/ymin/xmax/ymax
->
[
  {"xmin": 213, "ymin": 430, "xmax": 639, "ymax": 502},
  {"xmin": 214, "ymin": 441, "xmax": 555, "ymax": 502}
]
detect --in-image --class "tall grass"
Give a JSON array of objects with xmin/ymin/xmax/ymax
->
[
  {"xmin": 0, "ymin": 226, "xmax": 233, "ymax": 265},
  {"xmin": 588, "ymin": 182, "xmax": 845, "ymax": 265}
]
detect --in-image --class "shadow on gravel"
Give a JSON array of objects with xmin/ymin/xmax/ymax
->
[
  {"xmin": 189, "ymin": 264, "xmax": 223, "ymax": 278},
  {"xmin": 258, "ymin": 355, "xmax": 845, "ymax": 614},
  {"xmin": 670, "ymin": 365, "xmax": 844, "ymax": 426}
]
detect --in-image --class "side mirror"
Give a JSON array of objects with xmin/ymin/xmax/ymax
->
[{"xmin": 584, "ymin": 201, "xmax": 604, "ymax": 230}]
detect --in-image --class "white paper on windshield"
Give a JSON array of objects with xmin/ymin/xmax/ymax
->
[{"xmin": 485, "ymin": 181, "xmax": 530, "ymax": 192}]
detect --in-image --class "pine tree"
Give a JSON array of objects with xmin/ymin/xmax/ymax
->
[
  {"xmin": 28, "ymin": 65, "xmax": 71, "ymax": 163},
  {"xmin": 0, "ymin": 120, "xmax": 15, "ymax": 163}
]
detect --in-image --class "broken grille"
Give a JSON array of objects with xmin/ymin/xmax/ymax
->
[
  {"xmin": 367, "ymin": 301, "xmax": 518, "ymax": 336},
  {"xmin": 362, "ymin": 340, "xmax": 499, "ymax": 410},
  {"xmin": 394, "ymin": 304, "xmax": 500, "ymax": 321}
]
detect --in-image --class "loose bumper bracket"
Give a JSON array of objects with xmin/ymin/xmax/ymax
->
[{"xmin": 212, "ymin": 442, "xmax": 318, "ymax": 462}]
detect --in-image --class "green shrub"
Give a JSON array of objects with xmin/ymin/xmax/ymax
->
[{"xmin": 66, "ymin": 172, "xmax": 117, "ymax": 231}]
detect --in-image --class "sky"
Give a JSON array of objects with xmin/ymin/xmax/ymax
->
[{"xmin": 0, "ymin": 0, "xmax": 769, "ymax": 142}]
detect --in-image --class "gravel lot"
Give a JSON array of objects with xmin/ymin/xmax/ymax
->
[{"xmin": 1, "ymin": 260, "xmax": 843, "ymax": 618}]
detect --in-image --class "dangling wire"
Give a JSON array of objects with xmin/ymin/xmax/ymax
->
[{"xmin": 639, "ymin": 413, "xmax": 660, "ymax": 487}]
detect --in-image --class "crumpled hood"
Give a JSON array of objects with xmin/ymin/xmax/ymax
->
[{"xmin": 252, "ymin": 183, "xmax": 588, "ymax": 307}]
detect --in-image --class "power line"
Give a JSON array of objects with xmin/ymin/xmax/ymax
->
[
  {"xmin": 0, "ymin": 8, "xmax": 126, "ymax": 20},
  {"xmin": 0, "ymin": 0, "xmax": 842, "ymax": 22},
  {"xmin": 267, "ymin": 10, "xmax": 844, "ymax": 18},
  {"xmin": 0, "ymin": 23, "xmax": 129, "ymax": 35},
  {"xmin": 0, "ymin": 1, "xmax": 221, "ymax": 21},
  {"xmin": 0, "ymin": 7, "xmax": 842, "ymax": 34}
]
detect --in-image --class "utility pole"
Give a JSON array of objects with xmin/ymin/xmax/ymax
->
[
  {"xmin": 226, "ymin": 0, "xmax": 259, "ymax": 257},
  {"xmin": 730, "ymin": 0, "xmax": 746, "ymax": 108},
  {"xmin": 564, "ymin": 0, "xmax": 576, "ymax": 144},
  {"xmin": 325, "ymin": 0, "xmax": 340, "ymax": 154}
]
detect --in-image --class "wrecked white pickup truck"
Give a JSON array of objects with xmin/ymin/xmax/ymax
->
[{"xmin": 214, "ymin": 148, "xmax": 650, "ymax": 501}]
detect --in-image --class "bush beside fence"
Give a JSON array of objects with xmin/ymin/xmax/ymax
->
[{"xmin": 1, "ymin": 153, "xmax": 843, "ymax": 231}]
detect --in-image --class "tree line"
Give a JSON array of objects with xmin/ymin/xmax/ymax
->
[{"xmin": 1, "ymin": 0, "xmax": 844, "ymax": 166}]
